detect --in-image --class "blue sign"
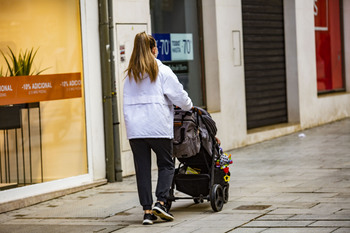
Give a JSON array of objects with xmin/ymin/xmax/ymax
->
[
  {"xmin": 152, "ymin": 33, "xmax": 193, "ymax": 62},
  {"xmin": 153, "ymin": 33, "xmax": 171, "ymax": 61}
]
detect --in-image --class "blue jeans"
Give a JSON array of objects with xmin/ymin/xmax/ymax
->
[{"xmin": 129, "ymin": 138, "xmax": 175, "ymax": 210}]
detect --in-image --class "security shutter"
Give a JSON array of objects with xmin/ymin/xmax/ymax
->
[{"xmin": 242, "ymin": 0, "xmax": 288, "ymax": 129}]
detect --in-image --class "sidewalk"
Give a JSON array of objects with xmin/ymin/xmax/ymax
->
[{"xmin": 0, "ymin": 118, "xmax": 349, "ymax": 233}]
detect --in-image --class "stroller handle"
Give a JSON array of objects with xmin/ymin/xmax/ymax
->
[{"xmin": 174, "ymin": 105, "xmax": 209, "ymax": 116}]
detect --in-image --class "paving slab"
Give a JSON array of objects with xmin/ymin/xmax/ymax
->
[
  {"xmin": 243, "ymin": 220, "xmax": 315, "ymax": 227},
  {"xmin": 251, "ymin": 228, "xmax": 336, "ymax": 233},
  {"xmin": 0, "ymin": 225, "xmax": 123, "ymax": 233},
  {"xmin": 228, "ymin": 229, "xmax": 267, "ymax": 233},
  {"xmin": 309, "ymin": 221, "xmax": 350, "ymax": 227},
  {"xmin": 332, "ymin": 228, "xmax": 350, "ymax": 233}
]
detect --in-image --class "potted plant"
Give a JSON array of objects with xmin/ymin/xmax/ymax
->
[
  {"xmin": 1, "ymin": 47, "xmax": 48, "ymax": 77},
  {"xmin": 0, "ymin": 47, "xmax": 49, "ymax": 129}
]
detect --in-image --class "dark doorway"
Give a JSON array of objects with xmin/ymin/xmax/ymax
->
[{"xmin": 242, "ymin": 0, "xmax": 288, "ymax": 129}]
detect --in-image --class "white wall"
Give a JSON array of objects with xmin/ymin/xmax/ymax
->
[
  {"xmin": 80, "ymin": 0, "xmax": 107, "ymax": 180},
  {"xmin": 202, "ymin": 0, "xmax": 221, "ymax": 112},
  {"xmin": 202, "ymin": 0, "xmax": 247, "ymax": 151},
  {"xmin": 295, "ymin": 0, "xmax": 320, "ymax": 127},
  {"xmin": 284, "ymin": 0, "xmax": 301, "ymax": 124}
]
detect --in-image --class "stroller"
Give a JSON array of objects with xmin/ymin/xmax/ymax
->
[{"xmin": 166, "ymin": 106, "xmax": 232, "ymax": 212}]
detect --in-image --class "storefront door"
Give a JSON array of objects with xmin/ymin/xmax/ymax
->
[{"xmin": 115, "ymin": 24, "xmax": 148, "ymax": 152}]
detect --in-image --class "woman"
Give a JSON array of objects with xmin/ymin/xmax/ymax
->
[{"xmin": 123, "ymin": 32, "xmax": 193, "ymax": 225}]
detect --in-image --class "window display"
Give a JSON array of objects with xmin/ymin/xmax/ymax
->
[
  {"xmin": 0, "ymin": 0, "xmax": 87, "ymax": 189},
  {"xmin": 150, "ymin": 0, "xmax": 205, "ymax": 107},
  {"xmin": 314, "ymin": 0, "xmax": 345, "ymax": 92}
]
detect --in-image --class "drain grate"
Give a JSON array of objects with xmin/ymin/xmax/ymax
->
[{"xmin": 235, "ymin": 205, "xmax": 271, "ymax": 210}]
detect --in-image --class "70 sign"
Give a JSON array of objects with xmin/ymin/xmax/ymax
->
[
  {"xmin": 153, "ymin": 33, "xmax": 171, "ymax": 61},
  {"xmin": 159, "ymin": 39, "xmax": 170, "ymax": 56}
]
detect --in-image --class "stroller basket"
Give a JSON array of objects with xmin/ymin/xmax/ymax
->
[
  {"xmin": 178, "ymin": 147, "xmax": 211, "ymax": 174},
  {"xmin": 175, "ymin": 174, "xmax": 210, "ymax": 197}
]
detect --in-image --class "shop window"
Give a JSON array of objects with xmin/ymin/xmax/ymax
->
[
  {"xmin": 0, "ymin": 0, "xmax": 87, "ymax": 188},
  {"xmin": 314, "ymin": 0, "xmax": 345, "ymax": 93},
  {"xmin": 150, "ymin": 0, "xmax": 206, "ymax": 107}
]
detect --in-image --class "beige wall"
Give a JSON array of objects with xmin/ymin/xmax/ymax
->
[{"xmin": 0, "ymin": 0, "xmax": 87, "ymax": 182}]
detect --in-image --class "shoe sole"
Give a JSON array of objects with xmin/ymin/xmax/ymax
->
[
  {"xmin": 142, "ymin": 219, "xmax": 153, "ymax": 225},
  {"xmin": 152, "ymin": 207, "xmax": 174, "ymax": 221}
]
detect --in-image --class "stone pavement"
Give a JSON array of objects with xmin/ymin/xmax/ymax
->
[{"xmin": 0, "ymin": 118, "xmax": 349, "ymax": 233}]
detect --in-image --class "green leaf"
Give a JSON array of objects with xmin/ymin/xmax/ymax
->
[{"xmin": 0, "ymin": 47, "xmax": 49, "ymax": 77}]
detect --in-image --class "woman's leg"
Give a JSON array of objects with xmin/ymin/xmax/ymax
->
[
  {"xmin": 147, "ymin": 138, "xmax": 174, "ymax": 203},
  {"xmin": 129, "ymin": 139, "xmax": 153, "ymax": 210}
]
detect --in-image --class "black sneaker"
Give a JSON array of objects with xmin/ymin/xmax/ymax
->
[
  {"xmin": 152, "ymin": 202, "xmax": 174, "ymax": 221},
  {"xmin": 142, "ymin": 213, "xmax": 157, "ymax": 225}
]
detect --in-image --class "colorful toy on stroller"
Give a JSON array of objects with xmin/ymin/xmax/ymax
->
[{"xmin": 167, "ymin": 106, "xmax": 232, "ymax": 212}]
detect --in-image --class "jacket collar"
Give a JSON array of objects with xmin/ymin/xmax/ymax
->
[{"xmin": 156, "ymin": 58, "xmax": 163, "ymax": 67}]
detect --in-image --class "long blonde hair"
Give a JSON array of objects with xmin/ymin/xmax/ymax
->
[{"xmin": 126, "ymin": 32, "xmax": 158, "ymax": 83}]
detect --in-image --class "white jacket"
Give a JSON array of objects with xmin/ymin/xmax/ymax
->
[{"xmin": 123, "ymin": 59, "xmax": 193, "ymax": 139}]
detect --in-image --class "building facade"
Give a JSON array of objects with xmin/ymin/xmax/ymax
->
[{"xmin": 0, "ymin": 0, "xmax": 349, "ymax": 210}]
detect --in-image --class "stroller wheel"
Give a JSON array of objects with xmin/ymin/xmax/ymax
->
[
  {"xmin": 210, "ymin": 184, "xmax": 224, "ymax": 212},
  {"xmin": 223, "ymin": 184, "xmax": 229, "ymax": 203},
  {"xmin": 193, "ymin": 196, "xmax": 204, "ymax": 204}
]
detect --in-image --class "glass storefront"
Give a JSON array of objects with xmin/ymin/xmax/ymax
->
[
  {"xmin": 314, "ymin": 0, "xmax": 345, "ymax": 92},
  {"xmin": 0, "ymin": 0, "xmax": 87, "ymax": 189},
  {"xmin": 150, "ymin": 0, "xmax": 205, "ymax": 107}
]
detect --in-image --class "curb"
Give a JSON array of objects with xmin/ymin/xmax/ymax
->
[{"xmin": 0, "ymin": 179, "xmax": 107, "ymax": 214}]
